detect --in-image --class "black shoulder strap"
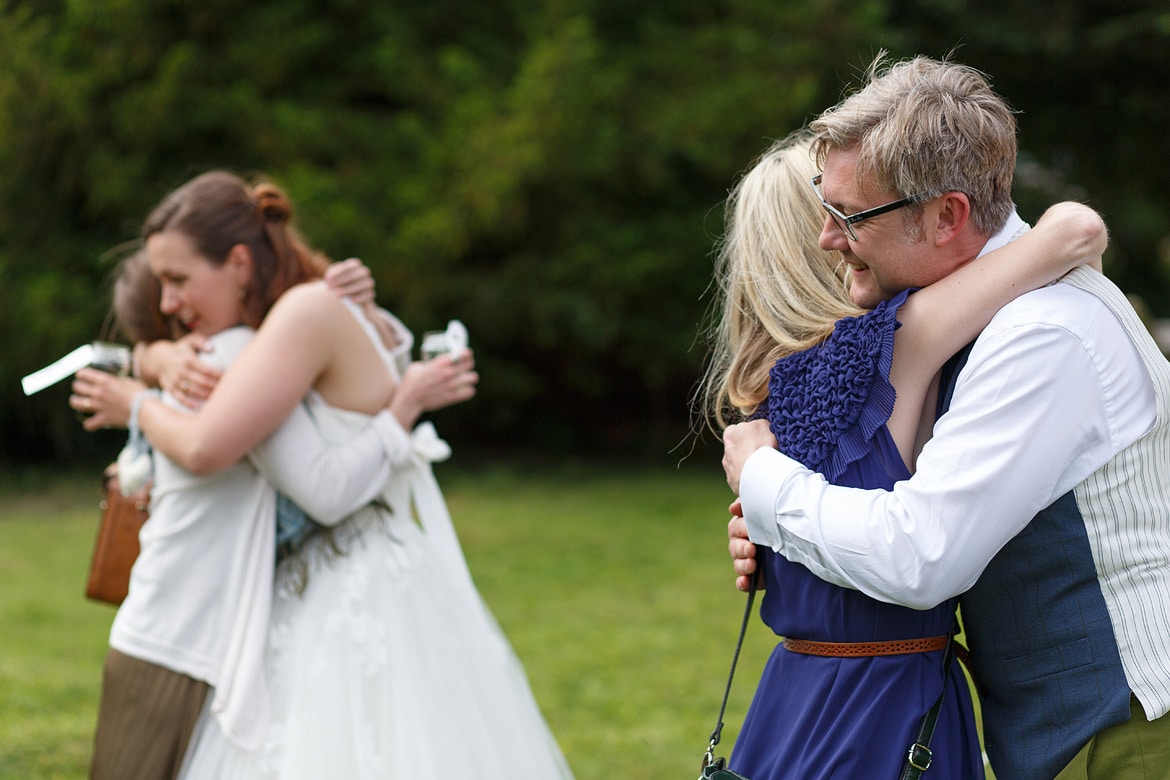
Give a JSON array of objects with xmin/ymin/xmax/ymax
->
[
  {"xmin": 702, "ymin": 564, "xmax": 761, "ymax": 770},
  {"xmin": 899, "ymin": 633, "xmax": 957, "ymax": 780}
]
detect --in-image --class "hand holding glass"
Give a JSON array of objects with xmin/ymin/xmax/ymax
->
[
  {"xmin": 420, "ymin": 320, "xmax": 469, "ymax": 362},
  {"xmin": 22, "ymin": 341, "xmax": 132, "ymax": 396}
]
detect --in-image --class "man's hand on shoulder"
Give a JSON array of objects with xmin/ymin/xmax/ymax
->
[{"xmin": 722, "ymin": 418, "xmax": 777, "ymax": 494}]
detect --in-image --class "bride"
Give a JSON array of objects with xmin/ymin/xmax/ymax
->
[{"xmin": 74, "ymin": 170, "xmax": 574, "ymax": 779}]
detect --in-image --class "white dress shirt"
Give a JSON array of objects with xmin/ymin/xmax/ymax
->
[{"xmin": 741, "ymin": 239, "xmax": 1157, "ymax": 611}]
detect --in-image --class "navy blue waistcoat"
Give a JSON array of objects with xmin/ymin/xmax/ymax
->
[{"xmin": 939, "ymin": 347, "xmax": 1133, "ymax": 780}]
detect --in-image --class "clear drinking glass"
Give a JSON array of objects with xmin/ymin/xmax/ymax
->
[
  {"xmin": 419, "ymin": 320, "xmax": 468, "ymax": 361},
  {"xmin": 90, "ymin": 342, "xmax": 132, "ymax": 375},
  {"xmin": 420, "ymin": 331, "xmax": 451, "ymax": 361}
]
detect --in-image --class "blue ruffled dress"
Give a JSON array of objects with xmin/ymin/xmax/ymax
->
[{"xmin": 729, "ymin": 291, "xmax": 984, "ymax": 779}]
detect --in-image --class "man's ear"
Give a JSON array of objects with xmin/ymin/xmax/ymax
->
[{"xmin": 932, "ymin": 192, "xmax": 971, "ymax": 246}]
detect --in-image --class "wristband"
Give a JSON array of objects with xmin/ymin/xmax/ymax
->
[
  {"xmin": 118, "ymin": 389, "xmax": 160, "ymax": 496},
  {"xmin": 129, "ymin": 388, "xmax": 161, "ymax": 439}
]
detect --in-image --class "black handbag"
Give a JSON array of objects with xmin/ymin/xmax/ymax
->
[{"xmin": 700, "ymin": 759, "xmax": 750, "ymax": 780}]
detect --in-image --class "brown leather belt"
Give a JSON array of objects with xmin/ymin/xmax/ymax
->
[{"xmin": 783, "ymin": 635, "xmax": 949, "ymax": 657}]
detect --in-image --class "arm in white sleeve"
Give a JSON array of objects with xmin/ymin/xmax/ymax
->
[
  {"xmin": 742, "ymin": 301, "xmax": 1153, "ymax": 609},
  {"xmin": 249, "ymin": 405, "xmax": 413, "ymax": 526}
]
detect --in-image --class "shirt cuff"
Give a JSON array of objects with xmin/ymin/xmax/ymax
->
[{"xmin": 741, "ymin": 446, "xmax": 804, "ymax": 549}]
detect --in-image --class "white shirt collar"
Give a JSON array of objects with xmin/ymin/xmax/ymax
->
[{"xmin": 977, "ymin": 209, "xmax": 1029, "ymax": 258}]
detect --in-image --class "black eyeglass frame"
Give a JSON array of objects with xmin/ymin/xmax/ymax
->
[{"xmin": 810, "ymin": 174, "xmax": 923, "ymax": 241}]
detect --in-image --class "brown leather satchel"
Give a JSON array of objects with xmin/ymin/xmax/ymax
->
[{"xmin": 87, "ymin": 466, "xmax": 149, "ymax": 606}]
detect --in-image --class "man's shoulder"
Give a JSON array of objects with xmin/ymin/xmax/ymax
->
[{"xmin": 986, "ymin": 278, "xmax": 1111, "ymax": 339}]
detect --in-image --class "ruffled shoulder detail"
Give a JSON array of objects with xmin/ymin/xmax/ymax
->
[{"xmin": 761, "ymin": 289, "xmax": 911, "ymax": 482}]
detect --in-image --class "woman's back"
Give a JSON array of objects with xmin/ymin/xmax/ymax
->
[{"xmin": 240, "ymin": 281, "xmax": 396, "ymax": 417}]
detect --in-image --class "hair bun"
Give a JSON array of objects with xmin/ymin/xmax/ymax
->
[{"xmin": 253, "ymin": 183, "xmax": 291, "ymax": 224}]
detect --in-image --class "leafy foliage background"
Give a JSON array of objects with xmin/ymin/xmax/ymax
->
[{"xmin": 3, "ymin": 0, "xmax": 1167, "ymax": 466}]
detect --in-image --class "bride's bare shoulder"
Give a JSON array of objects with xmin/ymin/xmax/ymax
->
[{"xmin": 263, "ymin": 280, "xmax": 349, "ymax": 327}]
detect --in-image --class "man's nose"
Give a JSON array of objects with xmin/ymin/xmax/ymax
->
[{"xmin": 818, "ymin": 213, "xmax": 849, "ymax": 251}]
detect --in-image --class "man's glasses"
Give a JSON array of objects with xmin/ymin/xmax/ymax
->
[{"xmin": 810, "ymin": 174, "xmax": 922, "ymax": 241}]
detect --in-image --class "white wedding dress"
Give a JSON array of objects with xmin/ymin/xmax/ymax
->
[{"xmin": 179, "ymin": 303, "xmax": 574, "ymax": 779}]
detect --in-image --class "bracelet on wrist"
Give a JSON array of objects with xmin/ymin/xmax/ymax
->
[
  {"xmin": 129, "ymin": 389, "xmax": 161, "ymax": 439},
  {"xmin": 131, "ymin": 342, "xmax": 146, "ymax": 380}
]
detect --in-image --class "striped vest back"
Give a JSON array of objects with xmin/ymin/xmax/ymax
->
[{"xmin": 943, "ymin": 268, "xmax": 1170, "ymax": 779}]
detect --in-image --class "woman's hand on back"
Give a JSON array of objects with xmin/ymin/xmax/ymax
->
[
  {"xmin": 144, "ymin": 334, "xmax": 221, "ymax": 409},
  {"xmin": 324, "ymin": 258, "xmax": 376, "ymax": 305}
]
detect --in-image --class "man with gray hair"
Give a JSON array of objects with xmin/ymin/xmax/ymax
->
[{"xmin": 723, "ymin": 54, "xmax": 1170, "ymax": 779}]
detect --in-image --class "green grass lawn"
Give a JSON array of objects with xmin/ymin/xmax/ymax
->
[
  {"xmin": 0, "ymin": 473, "xmax": 117, "ymax": 779},
  {"xmin": 0, "ymin": 464, "xmax": 993, "ymax": 780},
  {"xmin": 0, "ymin": 463, "xmax": 778, "ymax": 780}
]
